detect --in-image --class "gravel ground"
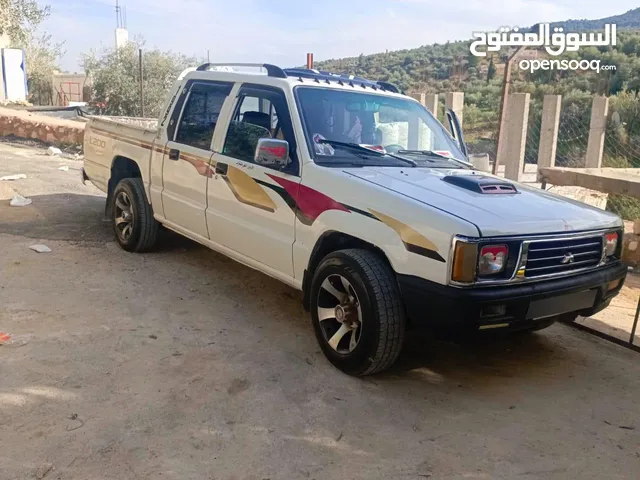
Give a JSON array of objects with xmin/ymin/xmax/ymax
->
[{"xmin": 1, "ymin": 141, "xmax": 640, "ymax": 480}]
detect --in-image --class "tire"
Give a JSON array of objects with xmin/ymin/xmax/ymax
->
[
  {"xmin": 310, "ymin": 249, "xmax": 406, "ymax": 376},
  {"xmin": 111, "ymin": 178, "xmax": 158, "ymax": 252}
]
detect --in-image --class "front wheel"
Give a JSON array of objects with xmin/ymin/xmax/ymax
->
[
  {"xmin": 111, "ymin": 178, "xmax": 158, "ymax": 252},
  {"xmin": 310, "ymin": 249, "xmax": 406, "ymax": 376}
]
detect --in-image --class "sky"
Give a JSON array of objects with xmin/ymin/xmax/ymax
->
[{"xmin": 42, "ymin": 0, "xmax": 640, "ymax": 73}]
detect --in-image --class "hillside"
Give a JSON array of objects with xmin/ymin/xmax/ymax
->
[
  {"xmin": 313, "ymin": 9, "xmax": 640, "ymax": 219},
  {"xmin": 314, "ymin": 7, "xmax": 640, "ymax": 94},
  {"xmin": 548, "ymin": 7, "xmax": 640, "ymax": 31}
]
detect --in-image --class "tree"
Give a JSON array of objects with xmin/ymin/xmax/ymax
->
[
  {"xmin": 83, "ymin": 40, "xmax": 197, "ymax": 117},
  {"xmin": 17, "ymin": 31, "xmax": 64, "ymax": 104},
  {"xmin": 0, "ymin": 0, "xmax": 50, "ymax": 44},
  {"xmin": 1, "ymin": 1, "xmax": 62, "ymax": 105},
  {"xmin": 486, "ymin": 58, "xmax": 496, "ymax": 83},
  {"xmin": 622, "ymin": 37, "xmax": 640, "ymax": 55}
]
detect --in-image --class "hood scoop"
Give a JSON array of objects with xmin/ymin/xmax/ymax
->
[{"xmin": 442, "ymin": 175, "xmax": 518, "ymax": 194}]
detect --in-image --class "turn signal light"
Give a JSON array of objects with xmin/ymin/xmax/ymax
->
[
  {"xmin": 452, "ymin": 241, "xmax": 478, "ymax": 283},
  {"xmin": 478, "ymin": 245, "xmax": 508, "ymax": 276},
  {"xmin": 605, "ymin": 232, "xmax": 619, "ymax": 257}
]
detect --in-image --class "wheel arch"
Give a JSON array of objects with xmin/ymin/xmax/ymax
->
[
  {"xmin": 301, "ymin": 230, "xmax": 396, "ymax": 311},
  {"xmin": 105, "ymin": 156, "xmax": 144, "ymax": 217}
]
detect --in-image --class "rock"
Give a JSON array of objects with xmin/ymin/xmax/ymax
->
[
  {"xmin": 29, "ymin": 244, "xmax": 51, "ymax": 253},
  {"xmin": 9, "ymin": 194, "xmax": 32, "ymax": 207},
  {"xmin": 47, "ymin": 146, "xmax": 62, "ymax": 156},
  {"xmin": 634, "ymin": 220, "xmax": 640, "ymax": 235},
  {"xmin": 623, "ymin": 232, "xmax": 640, "ymax": 267},
  {"xmin": 35, "ymin": 463, "xmax": 53, "ymax": 479},
  {"xmin": 0, "ymin": 174, "xmax": 26, "ymax": 181}
]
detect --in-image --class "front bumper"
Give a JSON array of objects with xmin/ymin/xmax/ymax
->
[{"xmin": 398, "ymin": 262, "xmax": 627, "ymax": 331}]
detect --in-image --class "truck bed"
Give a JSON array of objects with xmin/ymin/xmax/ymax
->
[{"xmin": 83, "ymin": 116, "xmax": 160, "ymax": 195}]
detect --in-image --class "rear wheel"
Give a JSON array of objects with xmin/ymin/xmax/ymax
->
[
  {"xmin": 310, "ymin": 249, "xmax": 405, "ymax": 376},
  {"xmin": 112, "ymin": 178, "xmax": 158, "ymax": 252}
]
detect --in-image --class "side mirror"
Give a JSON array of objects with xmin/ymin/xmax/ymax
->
[
  {"xmin": 446, "ymin": 108, "xmax": 468, "ymax": 159},
  {"xmin": 254, "ymin": 138, "xmax": 291, "ymax": 169}
]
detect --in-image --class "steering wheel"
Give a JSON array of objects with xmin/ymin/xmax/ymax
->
[{"xmin": 384, "ymin": 144, "xmax": 404, "ymax": 153}]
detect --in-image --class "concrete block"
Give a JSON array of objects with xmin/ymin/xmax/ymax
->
[
  {"xmin": 537, "ymin": 95, "xmax": 561, "ymax": 170},
  {"xmin": 585, "ymin": 96, "xmax": 609, "ymax": 168},
  {"xmin": 499, "ymin": 93, "xmax": 530, "ymax": 181}
]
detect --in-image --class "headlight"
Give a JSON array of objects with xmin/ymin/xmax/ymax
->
[
  {"xmin": 478, "ymin": 245, "xmax": 508, "ymax": 275},
  {"xmin": 605, "ymin": 232, "xmax": 619, "ymax": 257}
]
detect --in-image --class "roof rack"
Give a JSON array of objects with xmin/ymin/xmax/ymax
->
[
  {"xmin": 194, "ymin": 63, "xmax": 401, "ymax": 93},
  {"xmin": 195, "ymin": 63, "xmax": 287, "ymax": 78},
  {"xmin": 283, "ymin": 68, "xmax": 400, "ymax": 93}
]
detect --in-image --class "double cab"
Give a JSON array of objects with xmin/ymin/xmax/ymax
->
[{"xmin": 83, "ymin": 63, "xmax": 627, "ymax": 375}]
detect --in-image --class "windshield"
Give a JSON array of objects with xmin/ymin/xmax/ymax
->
[{"xmin": 294, "ymin": 86, "xmax": 466, "ymax": 167}]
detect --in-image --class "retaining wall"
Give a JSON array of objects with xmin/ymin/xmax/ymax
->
[{"xmin": 0, "ymin": 106, "xmax": 85, "ymax": 146}]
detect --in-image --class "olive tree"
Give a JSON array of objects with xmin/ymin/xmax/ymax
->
[
  {"xmin": 1, "ymin": 1, "xmax": 63, "ymax": 105},
  {"xmin": 83, "ymin": 41, "xmax": 197, "ymax": 117},
  {"xmin": 0, "ymin": 0, "xmax": 49, "ymax": 44}
]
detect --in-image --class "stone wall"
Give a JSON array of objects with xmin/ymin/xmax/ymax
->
[
  {"xmin": 623, "ymin": 221, "xmax": 640, "ymax": 268},
  {"xmin": 0, "ymin": 106, "xmax": 85, "ymax": 146}
]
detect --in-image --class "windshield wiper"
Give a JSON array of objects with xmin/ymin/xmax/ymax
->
[
  {"xmin": 398, "ymin": 150, "xmax": 450, "ymax": 159},
  {"xmin": 319, "ymin": 140, "xmax": 417, "ymax": 167},
  {"xmin": 397, "ymin": 149, "xmax": 472, "ymax": 168}
]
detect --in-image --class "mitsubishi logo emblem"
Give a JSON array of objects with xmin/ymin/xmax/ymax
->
[{"xmin": 561, "ymin": 252, "xmax": 575, "ymax": 264}]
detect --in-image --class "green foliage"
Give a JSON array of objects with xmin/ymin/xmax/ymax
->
[
  {"xmin": 83, "ymin": 41, "xmax": 196, "ymax": 117},
  {"xmin": 2, "ymin": 1, "xmax": 62, "ymax": 106},
  {"xmin": 0, "ymin": 0, "xmax": 49, "ymax": 44},
  {"xmin": 16, "ymin": 31, "xmax": 64, "ymax": 105},
  {"xmin": 486, "ymin": 58, "xmax": 496, "ymax": 83}
]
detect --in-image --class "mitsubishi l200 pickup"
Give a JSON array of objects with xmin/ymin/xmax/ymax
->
[{"xmin": 82, "ymin": 63, "xmax": 626, "ymax": 375}]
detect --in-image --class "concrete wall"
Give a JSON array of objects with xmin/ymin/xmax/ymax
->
[
  {"xmin": 51, "ymin": 73, "xmax": 90, "ymax": 106},
  {"xmin": 0, "ymin": 34, "xmax": 10, "ymax": 103},
  {"xmin": 0, "ymin": 106, "xmax": 85, "ymax": 146}
]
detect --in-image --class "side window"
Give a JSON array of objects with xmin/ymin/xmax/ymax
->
[
  {"xmin": 222, "ymin": 88, "xmax": 297, "ymax": 168},
  {"xmin": 175, "ymin": 83, "xmax": 231, "ymax": 150}
]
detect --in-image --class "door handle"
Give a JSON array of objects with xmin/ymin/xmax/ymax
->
[
  {"xmin": 169, "ymin": 149, "xmax": 180, "ymax": 161},
  {"xmin": 215, "ymin": 162, "xmax": 228, "ymax": 176}
]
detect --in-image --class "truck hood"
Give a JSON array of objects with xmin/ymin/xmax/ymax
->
[{"xmin": 344, "ymin": 167, "xmax": 621, "ymax": 237}]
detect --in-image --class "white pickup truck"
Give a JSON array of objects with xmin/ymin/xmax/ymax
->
[{"xmin": 83, "ymin": 63, "xmax": 627, "ymax": 375}]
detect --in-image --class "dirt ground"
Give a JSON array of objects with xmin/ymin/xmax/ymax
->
[{"xmin": 1, "ymin": 141, "xmax": 640, "ymax": 480}]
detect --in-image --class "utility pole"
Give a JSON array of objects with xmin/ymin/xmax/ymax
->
[
  {"xmin": 492, "ymin": 45, "xmax": 526, "ymax": 175},
  {"xmin": 139, "ymin": 49, "xmax": 144, "ymax": 117}
]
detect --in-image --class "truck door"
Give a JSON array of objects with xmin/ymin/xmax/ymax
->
[
  {"xmin": 161, "ymin": 80, "xmax": 233, "ymax": 238},
  {"xmin": 206, "ymin": 84, "xmax": 300, "ymax": 277}
]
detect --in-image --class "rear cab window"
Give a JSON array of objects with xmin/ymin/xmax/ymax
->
[{"xmin": 172, "ymin": 81, "xmax": 233, "ymax": 150}]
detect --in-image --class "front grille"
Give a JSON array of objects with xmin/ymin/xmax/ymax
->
[{"xmin": 525, "ymin": 235, "xmax": 603, "ymax": 278}]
